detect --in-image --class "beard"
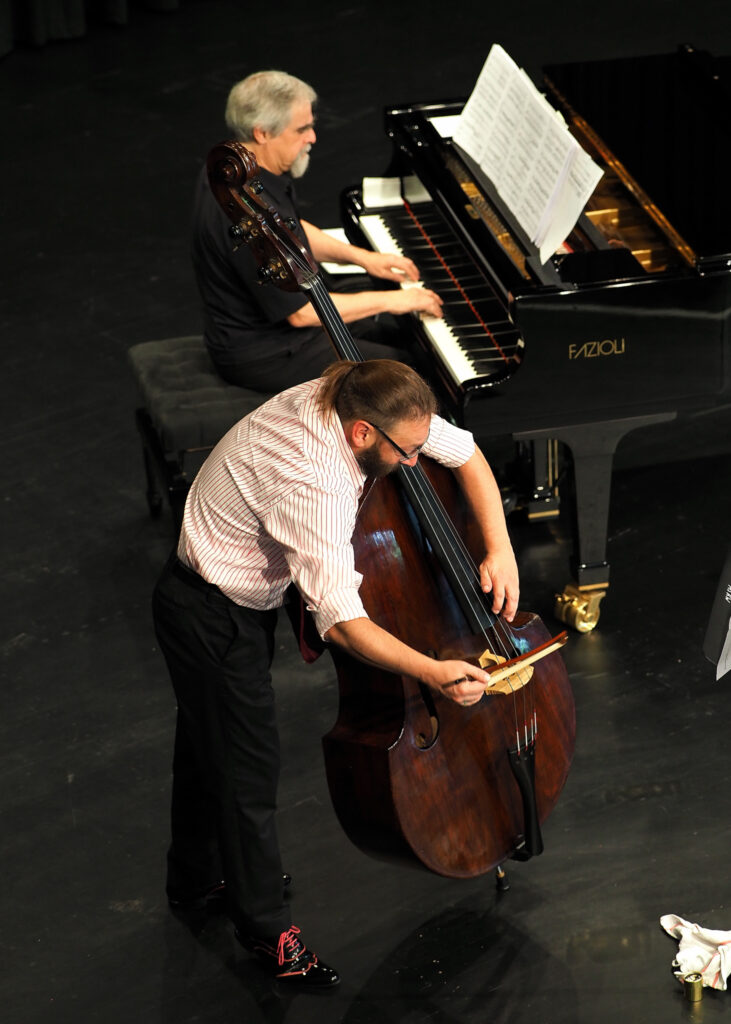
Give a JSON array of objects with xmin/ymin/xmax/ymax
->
[
  {"xmin": 356, "ymin": 446, "xmax": 399, "ymax": 479},
  {"xmin": 290, "ymin": 147, "xmax": 311, "ymax": 179}
]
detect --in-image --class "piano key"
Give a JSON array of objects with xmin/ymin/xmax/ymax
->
[{"xmin": 358, "ymin": 211, "xmax": 521, "ymax": 385}]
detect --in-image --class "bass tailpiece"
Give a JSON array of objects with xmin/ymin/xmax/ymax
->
[{"xmin": 508, "ymin": 739, "xmax": 544, "ymax": 861}]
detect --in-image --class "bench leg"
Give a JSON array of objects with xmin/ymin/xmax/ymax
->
[{"xmin": 134, "ymin": 408, "xmax": 190, "ymax": 530}]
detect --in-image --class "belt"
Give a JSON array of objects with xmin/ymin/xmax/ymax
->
[
  {"xmin": 169, "ymin": 556, "xmax": 276, "ymax": 626},
  {"xmin": 170, "ymin": 556, "xmax": 224, "ymax": 596}
]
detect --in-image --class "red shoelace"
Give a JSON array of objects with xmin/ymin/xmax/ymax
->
[{"xmin": 276, "ymin": 925, "xmax": 304, "ymax": 966}]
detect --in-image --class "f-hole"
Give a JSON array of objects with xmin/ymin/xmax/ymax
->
[{"xmin": 415, "ymin": 681, "xmax": 440, "ymax": 749}]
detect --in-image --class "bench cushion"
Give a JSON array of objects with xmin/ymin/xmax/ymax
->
[{"xmin": 128, "ymin": 336, "xmax": 268, "ymax": 451}]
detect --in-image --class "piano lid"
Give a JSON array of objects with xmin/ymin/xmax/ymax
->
[{"xmin": 543, "ymin": 45, "xmax": 731, "ymax": 270}]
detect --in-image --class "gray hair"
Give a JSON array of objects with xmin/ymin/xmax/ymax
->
[{"xmin": 225, "ymin": 70, "xmax": 317, "ymax": 141}]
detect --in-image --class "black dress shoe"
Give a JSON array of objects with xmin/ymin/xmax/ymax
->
[
  {"xmin": 237, "ymin": 925, "xmax": 339, "ymax": 987},
  {"xmin": 168, "ymin": 874, "xmax": 292, "ymax": 912}
]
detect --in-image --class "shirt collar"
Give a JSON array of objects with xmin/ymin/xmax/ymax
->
[
  {"xmin": 301, "ymin": 381, "xmax": 366, "ymax": 493},
  {"xmin": 332, "ymin": 412, "xmax": 367, "ymax": 491},
  {"xmin": 256, "ymin": 166, "xmax": 296, "ymax": 207}
]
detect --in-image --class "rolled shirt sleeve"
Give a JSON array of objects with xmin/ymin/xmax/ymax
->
[
  {"xmin": 422, "ymin": 414, "xmax": 475, "ymax": 467},
  {"xmin": 262, "ymin": 480, "xmax": 369, "ymax": 640},
  {"xmin": 179, "ymin": 387, "xmax": 477, "ymax": 641},
  {"xmin": 267, "ymin": 414, "xmax": 476, "ymax": 638}
]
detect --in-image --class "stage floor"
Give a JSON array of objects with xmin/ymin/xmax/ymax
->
[{"xmin": 2, "ymin": 2, "xmax": 731, "ymax": 1021}]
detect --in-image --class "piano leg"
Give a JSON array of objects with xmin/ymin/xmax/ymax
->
[
  {"xmin": 526, "ymin": 439, "xmax": 561, "ymax": 522},
  {"xmin": 514, "ymin": 412, "xmax": 676, "ymax": 632}
]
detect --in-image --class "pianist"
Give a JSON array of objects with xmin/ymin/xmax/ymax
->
[{"xmin": 192, "ymin": 70, "xmax": 443, "ymax": 392}]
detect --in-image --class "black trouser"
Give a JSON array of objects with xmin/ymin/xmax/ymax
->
[
  {"xmin": 215, "ymin": 321, "xmax": 413, "ymax": 392},
  {"xmin": 152, "ymin": 556, "xmax": 290, "ymax": 939}
]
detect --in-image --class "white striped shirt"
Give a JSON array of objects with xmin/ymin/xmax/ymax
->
[{"xmin": 178, "ymin": 378, "xmax": 475, "ymax": 638}]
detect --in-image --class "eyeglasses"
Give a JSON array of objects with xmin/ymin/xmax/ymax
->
[{"xmin": 370, "ymin": 422, "xmax": 428, "ymax": 463}]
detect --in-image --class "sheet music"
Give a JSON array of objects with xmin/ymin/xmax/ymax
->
[
  {"xmin": 362, "ymin": 176, "xmax": 403, "ymax": 208},
  {"xmin": 319, "ymin": 228, "xmax": 366, "ymax": 275},
  {"xmin": 453, "ymin": 44, "xmax": 603, "ymax": 263},
  {"xmin": 718, "ymin": 619, "xmax": 731, "ymax": 681}
]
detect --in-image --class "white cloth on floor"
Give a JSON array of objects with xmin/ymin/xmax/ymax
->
[{"xmin": 660, "ymin": 913, "xmax": 731, "ymax": 990}]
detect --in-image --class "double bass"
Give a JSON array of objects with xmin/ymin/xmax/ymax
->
[{"xmin": 207, "ymin": 141, "xmax": 576, "ymax": 879}]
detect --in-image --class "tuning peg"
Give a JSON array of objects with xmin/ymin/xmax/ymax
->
[{"xmin": 250, "ymin": 178, "xmax": 264, "ymax": 195}]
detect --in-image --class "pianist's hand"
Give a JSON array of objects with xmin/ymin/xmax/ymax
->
[
  {"xmin": 360, "ymin": 250, "xmax": 420, "ymax": 283},
  {"xmin": 387, "ymin": 285, "xmax": 444, "ymax": 320}
]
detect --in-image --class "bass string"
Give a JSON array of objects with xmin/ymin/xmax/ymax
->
[
  {"xmin": 402, "ymin": 460, "xmax": 535, "ymax": 737},
  {"xmin": 254, "ymin": 216, "xmax": 535, "ymax": 737},
  {"xmin": 305, "ymin": 261, "xmax": 535, "ymax": 733},
  {"xmin": 403, "ymin": 462, "xmax": 514, "ymax": 650}
]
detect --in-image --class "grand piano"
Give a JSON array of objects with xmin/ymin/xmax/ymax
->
[{"xmin": 340, "ymin": 44, "xmax": 731, "ymax": 631}]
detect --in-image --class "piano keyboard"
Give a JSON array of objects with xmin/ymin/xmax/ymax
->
[{"xmin": 358, "ymin": 203, "xmax": 524, "ymax": 388}]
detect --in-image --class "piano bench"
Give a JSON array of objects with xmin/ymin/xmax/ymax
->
[{"xmin": 128, "ymin": 336, "xmax": 271, "ymax": 527}]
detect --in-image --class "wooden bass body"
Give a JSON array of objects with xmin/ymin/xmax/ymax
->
[{"xmin": 322, "ymin": 457, "xmax": 575, "ymax": 877}]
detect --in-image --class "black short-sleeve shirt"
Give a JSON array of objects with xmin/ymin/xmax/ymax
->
[{"xmin": 191, "ymin": 164, "xmax": 321, "ymax": 367}]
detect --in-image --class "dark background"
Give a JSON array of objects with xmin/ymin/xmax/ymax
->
[{"xmin": 2, "ymin": 2, "xmax": 731, "ymax": 1021}]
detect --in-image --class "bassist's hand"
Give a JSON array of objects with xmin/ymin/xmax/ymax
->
[{"xmin": 425, "ymin": 660, "xmax": 490, "ymax": 706}]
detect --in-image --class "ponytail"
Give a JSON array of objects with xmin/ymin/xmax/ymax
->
[{"xmin": 317, "ymin": 359, "xmax": 436, "ymax": 429}]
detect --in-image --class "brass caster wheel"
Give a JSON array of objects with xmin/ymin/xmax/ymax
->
[{"xmin": 554, "ymin": 584, "xmax": 606, "ymax": 633}]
